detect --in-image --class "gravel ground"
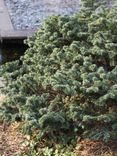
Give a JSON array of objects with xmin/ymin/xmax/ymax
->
[
  {"xmin": 4, "ymin": 0, "xmax": 116, "ymax": 30},
  {"xmin": 4, "ymin": 0, "xmax": 81, "ymax": 30}
]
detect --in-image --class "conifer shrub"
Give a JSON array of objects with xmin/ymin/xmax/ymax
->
[{"xmin": 0, "ymin": 0, "xmax": 117, "ymax": 143}]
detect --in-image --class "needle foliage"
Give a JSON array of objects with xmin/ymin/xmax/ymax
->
[{"xmin": 0, "ymin": 0, "xmax": 117, "ymax": 144}]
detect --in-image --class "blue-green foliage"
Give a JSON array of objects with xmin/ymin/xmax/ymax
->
[{"xmin": 0, "ymin": 0, "xmax": 117, "ymax": 143}]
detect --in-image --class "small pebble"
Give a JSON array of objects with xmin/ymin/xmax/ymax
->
[{"xmin": 4, "ymin": 0, "xmax": 81, "ymax": 30}]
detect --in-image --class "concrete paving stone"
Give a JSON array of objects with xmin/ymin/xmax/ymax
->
[{"xmin": 0, "ymin": 0, "xmax": 36, "ymax": 40}]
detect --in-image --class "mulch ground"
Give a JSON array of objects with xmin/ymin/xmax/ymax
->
[
  {"xmin": 0, "ymin": 95, "xmax": 117, "ymax": 156},
  {"xmin": 0, "ymin": 94, "xmax": 28, "ymax": 156},
  {"xmin": 0, "ymin": 122, "xmax": 28, "ymax": 156},
  {"xmin": 0, "ymin": 122, "xmax": 117, "ymax": 156},
  {"xmin": 75, "ymin": 139, "xmax": 117, "ymax": 156}
]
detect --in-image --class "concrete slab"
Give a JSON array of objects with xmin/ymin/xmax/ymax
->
[
  {"xmin": 1, "ymin": 30, "xmax": 36, "ymax": 40},
  {"xmin": 0, "ymin": 0, "xmax": 13, "ymax": 31}
]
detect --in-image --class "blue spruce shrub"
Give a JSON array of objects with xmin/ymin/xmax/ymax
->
[{"xmin": 0, "ymin": 0, "xmax": 117, "ymax": 143}]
